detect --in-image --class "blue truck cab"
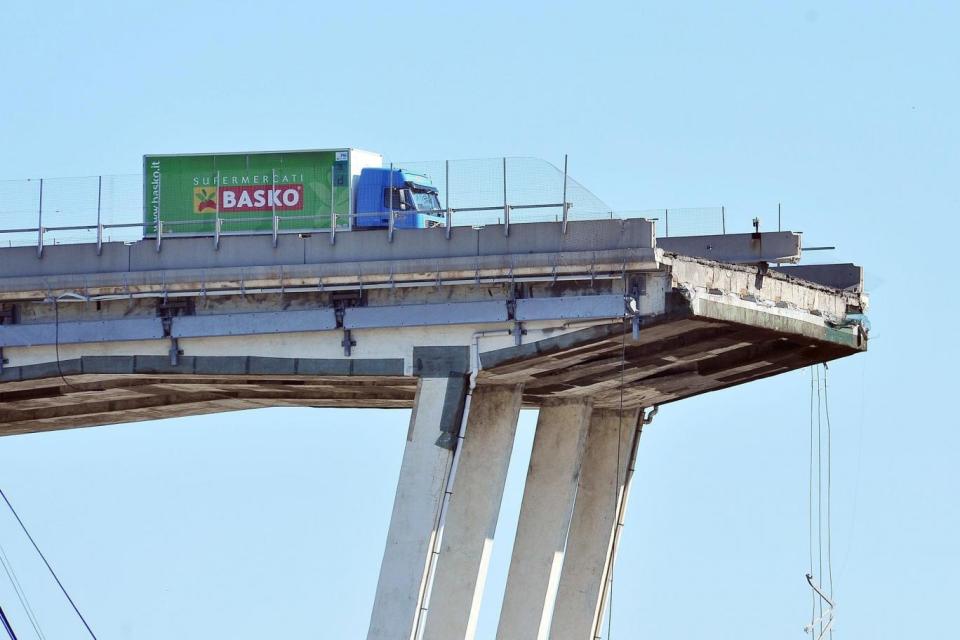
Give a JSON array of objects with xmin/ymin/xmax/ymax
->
[{"xmin": 354, "ymin": 168, "xmax": 444, "ymax": 229}]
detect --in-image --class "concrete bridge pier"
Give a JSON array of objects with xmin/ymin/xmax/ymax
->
[
  {"xmin": 367, "ymin": 376, "xmax": 525, "ymax": 640},
  {"xmin": 496, "ymin": 399, "xmax": 594, "ymax": 640},
  {"xmin": 367, "ymin": 374, "xmax": 466, "ymax": 640},
  {"xmin": 421, "ymin": 384, "xmax": 523, "ymax": 640},
  {"xmin": 550, "ymin": 408, "xmax": 642, "ymax": 640}
]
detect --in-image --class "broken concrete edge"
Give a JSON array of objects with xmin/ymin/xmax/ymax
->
[
  {"xmin": 660, "ymin": 252, "xmax": 869, "ymax": 323},
  {"xmin": 660, "ymin": 252, "xmax": 865, "ymax": 301},
  {"xmin": 692, "ymin": 297, "xmax": 865, "ymax": 351}
]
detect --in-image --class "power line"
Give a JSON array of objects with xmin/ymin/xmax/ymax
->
[
  {"xmin": 0, "ymin": 541, "xmax": 45, "ymax": 640},
  {"xmin": 0, "ymin": 605, "xmax": 19, "ymax": 640},
  {"xmin": 0, "ymin": 489, "xmax": 97, "ymax": 640}
]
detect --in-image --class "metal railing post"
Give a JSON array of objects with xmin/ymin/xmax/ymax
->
[
  {"xmin": 445, "ymin": 159, "xmax": 451, "ymax": 239},
  {"xmin": 722, "ymin": 205, "xmax": 726, "ymax": 234},
  {"xmin": 561, "ymin": 153, "xmax": 569, "ymax": 235},
  {"xmin": 387, "ymin": 162, "xmax": 395, "ymax": 243},
  {"xmin": 330, "ymin": 170, "xmax": 336, "ymax": 245},
  {"xmin": 155, "ymin": 220, "xmax": 162, "ymax": 252},
  {"xmin": 502, "ymin": 157, "xmax": 509, "ymax": 237},
  {"xmin": 96, "ymin": 175, "xmax": 102, "ymax": 255},
  {"xmin": 214, "ymin": 169, "xmax": 221, "ymax": 250},
  {"xmin": 272, "ymin": 214, "xmax": 279, "ymax": 248},
  {"xmin": 36, "ymin": 178, "xmax": 44, "ymax": 257},
  {"xmin": 665, "ymin": 208, "xmax": 669, "ymax": 237},
  {"xmin": 271, "ymin": 168, "xmax": 277, "ymax": 238}
]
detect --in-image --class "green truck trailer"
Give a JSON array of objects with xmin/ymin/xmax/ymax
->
[{"xmin": 143, "ymin": 148, "xmax": 387, "ymax": 236}]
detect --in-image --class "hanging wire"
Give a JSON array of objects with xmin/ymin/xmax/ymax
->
[
  {"xmin": 605, "ymin": 316, "xmax": 628, "ymax": 639},
  {"xmin": 806, "ymin": 364, "xmax": 837, "ymax": 639},
  {"xmin": 53, "ymin": 296, "xmax": 83, "ymax": 392},
  {"xmin": 815, "ymin": 366, "xmax": 823, "ymax": 636},
  {"xmin": 0, "ymin": 540, "xmax": 45, "ymax": 640},
  {"xmin": 0, "ymin": 489, "xmax": 98, "ymax": 640},
  {"xmin": 809, "ymin": 367, "xmax": 816, "ymax": 630},
  {"xmin": 823, "ymin": 365, "xmax": 834, "ymax": 639}
]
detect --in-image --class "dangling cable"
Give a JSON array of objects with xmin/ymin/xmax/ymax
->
[
  {"xmin": 52, "ymin": 297, "xmax": 82, "ymax": 392},
  {"xmin": 815, "ymin": 365, "xmax": 823, "ymax": 636},
  {"xmin": 605, "ymin": 316, "xmax": 628, "ymax": 639},
  {"xmin": 808, "ymin": 367, "xmax": 816, "ymax": 631},
  {"xmin": 806, "ymin": 364, "xmax": 837, "ymax": 638},
  {"xmin": 823, "ymin": 364, "xmax": 834, "ymax": 639},
  {"xmin": 0, "ymin": 488, "xmax": 98, "ymax": 640}
]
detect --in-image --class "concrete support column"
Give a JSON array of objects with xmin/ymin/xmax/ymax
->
[
  {"xmin": 549, "ymin": 408, "xmax": 642, "ymax": 640},
  {"xmin": 496, "ymin": 398, "xmax": 593, "ymax": 640},
  {"xmin": 421, "ymin": 384, "xmax": 524, "ymax": 640},
  {"xmin": 367, "ymin": 375, "xmax": 467, "ymax": 640}
]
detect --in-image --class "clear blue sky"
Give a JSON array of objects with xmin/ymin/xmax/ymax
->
[{"xmin": 1, "ymin": 1, "xmax": 957, "ymax": 637}]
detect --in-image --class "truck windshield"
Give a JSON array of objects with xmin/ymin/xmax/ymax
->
[{"xmin": 411, "ymin": 190, "xmax": 441, "ymax": 212}]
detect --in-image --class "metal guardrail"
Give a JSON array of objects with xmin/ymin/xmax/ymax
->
[{"xmin": 0, "ymin": 157, "xmax": 728, "ymax": 255}]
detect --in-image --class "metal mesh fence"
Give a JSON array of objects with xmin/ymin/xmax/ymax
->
[
  {"xmin": 395, "ymin": 156, "xmax": 613, "ymax": 226},
  {"xmin": 0, "ymin": 158, "xmax": 727, "ymax": 248}
]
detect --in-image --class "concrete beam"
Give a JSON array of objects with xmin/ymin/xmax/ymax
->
[
  {"xmin": 549, "ymin": 408, "xmax": 641, "ymax": 640},
  {"xmin": 421, "ymin": 384, "xmax": 523, "ymax": 640},
  {"xmin": 658, "ymin": 231, "xmax": 801, "ymax": 264},
  {"xmin": 367, "ymin": 375, "xmax": 467, "ymax": 640},
  {"xmin": 496, "ymin": 399, "xmax": 593, "ymax": 640}
]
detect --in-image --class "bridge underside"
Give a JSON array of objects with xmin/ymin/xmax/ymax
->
[{"xmin": 0, "ymin": 310, "xmax": 859, "ymax": 436}]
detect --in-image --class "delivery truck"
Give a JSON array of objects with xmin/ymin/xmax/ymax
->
[{"xmin": 143, "ymin": 148, "xmax": 444, "ymax": 237}]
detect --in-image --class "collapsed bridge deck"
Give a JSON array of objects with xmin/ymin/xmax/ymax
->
[{"xmin": 0, "ymin": 219, "xmax": 866, "ymax": 435}]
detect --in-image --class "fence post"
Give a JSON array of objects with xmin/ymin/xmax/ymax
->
[
  {"xmin": 96, "ymin": 176, "xmax": 103, "ymax": 255},
  {"xmin": 36, "ymin": 179, "xmax": 44, "ymax": 258},
  {"xmin": 271, "ymin": 169, "xmax": 277, "ymax": 240},
  {"xmin": 330, "ymin": 170, "xmax": 337, "ymax": 245},
  {"xmin": 445, "ymin": 159, "xmax": 451, "ymax": 240},
  {"xmin": 388, "ymin": 162, "xmax": 395, "ymax": 243},
  {"xmin": 503, "ymin": 157, "xmax": 509, "ymax": 237},
  {"xmin": 155, "ymin": 220, "xmax": 162, "ymax": 253},
  {"xmin": 561, "ymin": 153, "xmax": 570, "ymax": 235},
  {"xmin": 665, "ymin": 208, "xmax": 669, "ymax": 237},
  {"xmin": 214, "ymin": 170, "xmax": 221, "ymax": 250},
  {"xmin": 721, "ymin": 205, "xmax": 726, "ymax": 234},
  {"xmin": 272, "ymin": 214, "xmax": 279, "ymax": 248}
]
